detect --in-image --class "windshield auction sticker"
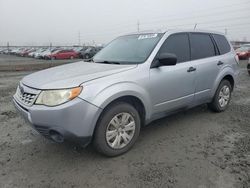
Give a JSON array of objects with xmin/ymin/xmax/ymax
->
[{"xmin": 138, "ymin": 34, "xmax": 158, "ymax": 40}]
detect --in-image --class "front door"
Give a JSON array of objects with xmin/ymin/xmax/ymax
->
[{"xmin": 149, "ymin": 33, "xmax": 196, "ymax": 114}]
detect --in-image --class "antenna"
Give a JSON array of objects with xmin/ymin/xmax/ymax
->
[{"xmin": 194, "ymin": 23, "xmax": 197, "ymax": 30}]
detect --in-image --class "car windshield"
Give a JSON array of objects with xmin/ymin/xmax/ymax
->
[
  {"xmin": 85, "ymin": 48, "xmax": 93, "ymax": 53},
  {"xmin": 93, "ymin": 33, "xmax": 163, "ymax": 64}
]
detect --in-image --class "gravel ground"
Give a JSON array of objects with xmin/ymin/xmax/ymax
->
[{"xmin": 0, "ymin": 58, "xmax": 249, "ymax": 188}]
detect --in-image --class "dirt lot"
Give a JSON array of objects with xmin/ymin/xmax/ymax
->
[
  {"xmin": 0, "ymin": 55, "xmax": 249, "ymax": 188},
  {"xmin": 0, "ymin": 54, "xmax": 80, "ymax": 71}
]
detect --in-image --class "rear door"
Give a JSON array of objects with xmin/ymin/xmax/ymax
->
[{"xmin": 189, "ymin": 33, "xmax": 220, "ymax": 104}]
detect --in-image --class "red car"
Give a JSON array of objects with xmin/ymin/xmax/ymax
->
[
  {"xmin": 48, "ymin": 50, "xmax": 79, "ymax": 60},
  {"xmin": 20, "ymin": 49, "xmax": 35, "ymax": 57},
  {"xmin": 236, "ymin": 47, "xmax": 250, "ymax": 60}
]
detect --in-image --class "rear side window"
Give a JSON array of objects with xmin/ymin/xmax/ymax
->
[
  {"xmin": 212, "ymin": 34, "xmax": 231, "ymax": 55},
  {"xmin": 190, "ymin": 33, "xmax": 215, "ymax": 60},
  {"xmin": 159, "ymin": 33, "xmax": 190, "ymax": 63}
]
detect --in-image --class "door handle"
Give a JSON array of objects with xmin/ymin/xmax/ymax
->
[
  {"xmin": 187, "ymin": 67, "xmax": 196, "ymax": 72},
  {"xmin": 217, "ymin": 61, "xmax": 224, "ymax": 66}
]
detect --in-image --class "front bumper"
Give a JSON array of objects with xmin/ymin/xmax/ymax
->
[{"xmin": 13, "ymin": 97, "xmax": 102, "ymax": 146}]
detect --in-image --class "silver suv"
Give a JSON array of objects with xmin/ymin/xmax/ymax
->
[{"xmin": 14, "ymin": 30, "xmax": 239, "ymax": 156}]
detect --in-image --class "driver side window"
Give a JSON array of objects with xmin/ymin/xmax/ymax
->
[{"xmin": 159, "ymin": 33, "xmax": 190, "ymax": 63}]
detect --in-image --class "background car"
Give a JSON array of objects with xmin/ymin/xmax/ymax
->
[
  {"xmin": 20, "ymin": 48, "xmax": 37, "ymax": 57},
  {"xmin": 79, "ymin": 47, "xmax": 102, "ymax": 59},
  {"xmin": 236, "ymin": 46, "xmax": 250, "ymax": 60},
  {"xmin": 37, "ymin": 48, "xmax": 60, "ymax": 59},
  {"xmin": 47, "ymin": 49, "xmax": 79, "ymax": 60}
]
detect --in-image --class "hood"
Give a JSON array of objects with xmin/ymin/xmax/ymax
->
[{"xmin": 22, "ymin": 61, "xmax": 137, "ymax": 89}]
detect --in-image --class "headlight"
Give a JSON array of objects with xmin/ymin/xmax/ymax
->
[{"xmin": 35, "ymin": 87, "xmax": 82, "ymax": 106}]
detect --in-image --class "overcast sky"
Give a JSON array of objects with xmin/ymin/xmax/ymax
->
[{"xmin": 0, "ymin": 0, "xmax": 250, "ymax": 46}]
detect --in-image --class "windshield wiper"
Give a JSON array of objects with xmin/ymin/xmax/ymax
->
[{"xmin": 95, "ymin": 61, "xmax": 120, "ymax": 65}]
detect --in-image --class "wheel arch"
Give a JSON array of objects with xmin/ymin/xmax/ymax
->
[
  {"xmin": 91, "ymin": 95, "xmax": 147, "ymax": 144},
  {"xmin": 100, "ymin": 95, "xmax": 146, "ymax": 126},
  {"xmin": 211, "ymin": 67, "xmax": 235, "ymax": 98},
  {"xmin": 222, "ymin": 74, "xmax": 234, "ymax": 90}
]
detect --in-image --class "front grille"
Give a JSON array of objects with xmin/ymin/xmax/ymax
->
[{"xmin": 16, "ymin": 85, "xmax": 37, "ymax": 106}]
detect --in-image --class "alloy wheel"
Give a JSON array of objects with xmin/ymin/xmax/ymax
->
[
  {"xmin": 106, "ymin": 112, "xmax": 136, "ymax": 149},
  {"xmin": 218, "ymin": 85, "xmax": 230, "ymax": 108}
]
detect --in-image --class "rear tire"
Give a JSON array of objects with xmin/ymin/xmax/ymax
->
[
  {"xmin": 93, "ymin": 102, "xmax": 141, "ymax": 157},
  {"xmin": 208, "ymin": 80, "xmax": 232, "ymax": 112}
]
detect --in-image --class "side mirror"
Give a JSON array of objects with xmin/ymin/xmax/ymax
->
[{"xmin": 158, "ymin": 53, "xmax": 177, "ymax": 66}]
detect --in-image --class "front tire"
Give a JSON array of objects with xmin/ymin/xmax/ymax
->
[
  {"xmin": 93, "ymin": 102, "xmax": 141, "ymax": 157},
  {"xmin": 208, "ymin": 80, "xmax": 232, "ymax": 112}
]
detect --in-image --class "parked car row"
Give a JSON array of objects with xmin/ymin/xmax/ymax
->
[{"xmin": 0, "ymin": 46, "xmax": 103, "ymax": 60}]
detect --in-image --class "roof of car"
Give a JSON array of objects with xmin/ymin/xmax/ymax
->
[
  {"xmin": 127, "ymin": 29, "xmax": 225, "ymax": 36},
  {"xmin": 168, "ymin": 29, "xmax": 225, "ymax": 35}
]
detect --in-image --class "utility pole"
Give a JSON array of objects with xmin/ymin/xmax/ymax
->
[
  {"xmin": 137, "ymin": 20, "xmax": 140, "ymax": 33},
  {"xmin": 78, "ymin": 31, "xmax": 81, "ymax": 46},
  {"xmin": 225, "ymin": 28, "xmax": 228, "ymax": 35},
  {"xmin": 7, "ymin": 42, "xmax": 9, "ymax": 53},
  {"xmin": 50, "ymin": 42, "xmax": 52, "ymax": 62}
]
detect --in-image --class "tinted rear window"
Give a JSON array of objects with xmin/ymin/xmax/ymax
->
[
  {"xmin": 212, "ymin": 34, "xmax": 231, "ymax": 55},
  {"xmin": 190, "ymin": 33, "xmax": 216, "ymax": 60}
]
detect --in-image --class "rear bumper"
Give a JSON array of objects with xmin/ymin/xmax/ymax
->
[{"xmin": 13, "ymin": 97, "xmax": 102, "ymax": 146}]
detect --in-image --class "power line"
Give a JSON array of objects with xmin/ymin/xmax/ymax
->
[
  {"xmin": 141, "ymin": 0, "xmax": 250, "ymax": 24},
  {"xmin": 75, "ymin": 13, "xmax": 250, "ymax": 39},
  {"xmin": 97, "ymin": 0, "xmax": 250, "ymax": 30},
  {"xmin": 140, "ymin": 7, "xmax": 249, "ymax": 26},
  {"xmin": 71, "ymin": 1, "xmax": 250, "ymax": 37},
  {"xmin": 86, "ymin": 0, "xmax": 250, "ymax": 31}
]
